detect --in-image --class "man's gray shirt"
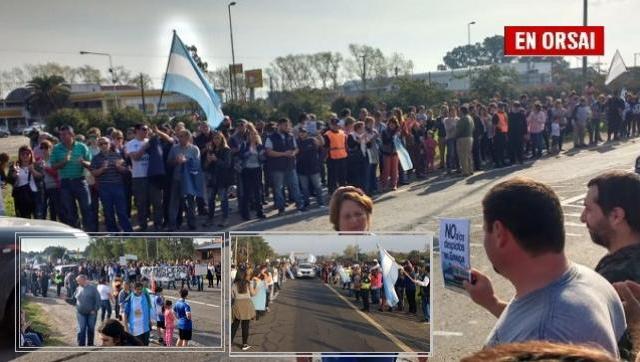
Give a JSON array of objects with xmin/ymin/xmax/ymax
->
[
  {"xmin": 75, "ymin": 283, "xmax": 101, "ymax": 315},
  {"xmin": 486, "ymin": 263, "xmax": 627, "ymax": 357}
]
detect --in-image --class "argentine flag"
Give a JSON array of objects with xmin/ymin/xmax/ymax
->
[
  {"xmin": 379, "ymin": 244, "xmax": 402, "ymax": 307},
  {"xmin": 161, "ymin": 31, "xmax": 225, "ymax": 128}
]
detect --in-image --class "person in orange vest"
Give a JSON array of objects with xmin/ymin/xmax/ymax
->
[
  {"xmin": 491, "ymin": 102, "xmax": 509, "ymax": 168},
  {"xmin": 323, "ymin": 116, "xmax": 349, "ymax": 194}
]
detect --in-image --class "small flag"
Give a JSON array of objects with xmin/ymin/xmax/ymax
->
[
  {"xmin": 605, "ymin": 50, "xmax": 627, "ymax": 86},
  {"xmin": 161, "ymin": 31, "xmax": 225, "ymax": 128},
  {"xmin": 378, "ymin": 245, "xmax": 402, "ymax": 307}
]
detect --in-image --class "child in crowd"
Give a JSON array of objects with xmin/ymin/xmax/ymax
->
[
  {"xmin": 423, "ymin": 131, "xmax": 437, "ymax": 172},
  {"xmin": 164, "ymin": 299, "xmax": 175, "ymax": 347}
]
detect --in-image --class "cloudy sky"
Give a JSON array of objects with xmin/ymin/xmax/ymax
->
[
  {"xmin": 1, "ymin": 0, "xmax": 638, "ymax": 89},
  {"xmin": 231, "ymin": 233, "xmax": 432, "ymax": 256}
]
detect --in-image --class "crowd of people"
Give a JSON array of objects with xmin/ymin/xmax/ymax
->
[
  {"xmin": 19, "ymin": 257, "xmax": 219, "ymax": 347},
  {"xmin": 319, "ymin": 259, "xmax": 430, "ymax": 322},
  {"xmin": 229, "ymin": 260, "xmax": 290, "ymax": 351},
  {"xmin": 2, "ymin": 84, "xmax": 639, "ymax": 232}
]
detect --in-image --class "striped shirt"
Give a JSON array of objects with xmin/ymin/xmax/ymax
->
[{"xmin": 90, "ymin": 151, "xmax": 125, "ymax": 185}]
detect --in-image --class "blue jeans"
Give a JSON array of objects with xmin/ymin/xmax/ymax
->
[
  {"xmin": 422, "ymin": 298, "xmax": 430, "ymax": 321},
  {"xmin": 371, "ymin": 288, "xmax": 381, "ymax": 305},
  {"xmin": 207, "ymin": 185, "xmax": 229, "ymax": 219},
  {"xmin": 99, "ymin": 183, "xmax": 133, "ymax": 232},
  {"xmin": 298, "ymin": 173, "xmax": 324, "ymax": 207},
  {"xmin": 531, "ymin": 132, "xmax": 544, "ymax": 157},
  {"xmin": 100, "ymin": 299, "xmax": 112, "ymax": 321},
  {"xmin": 76, "ymin": 311, "xmax": 97, "ymax": 346},
  {"xmin": 60, "ymin": 178, "xmax": 95, "ymax": 231},
  {"xmin": 271, "ymin": 169, "xmax": 303, "ymax": 211}
]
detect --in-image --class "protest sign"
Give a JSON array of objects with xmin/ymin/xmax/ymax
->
[
  {"xmin": 439, "ymin": 218, "xmax": 471, "ymax": 293},
  {"xmin": 195, "ymin": 264, "xmax": 208, "ymax": 275},
  {"xmin": 141, "ymin": 266, "xmax": 188, "ymax": 282},
  {"xmin": 118, "ymin": 256, "xmax": 127, "ymax": 266},
  {"xmin": 337, "ymin": 265, "xmax": 350, "ymax": 284}
]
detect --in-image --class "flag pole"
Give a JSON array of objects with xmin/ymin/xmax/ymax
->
[{"xmin": 158, "ymin": 30, "xmax": 177, "ymax": 115}]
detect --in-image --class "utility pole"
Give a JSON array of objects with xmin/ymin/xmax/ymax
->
[
  {"xmin": 361, "ymin": 54, "xmax": 366, "ymax": 94},
  {"xmin": 582, "ymin": 0, "xmax": 588, "ymax": 79},
  {"xmin": 139, "ymin": 73, "xmax": 146, "ymax": 114},
  {"xmin": 228, "ymin": 2, "xmax": 237, "ymax": 102}
]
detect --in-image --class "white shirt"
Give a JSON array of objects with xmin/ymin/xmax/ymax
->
[
  {"xmin": 551, "ymin": 123, "xmax": 561, "ymax": 137},
  {"xmin": 15, "ymin": 166, "xmax": 38, "ymax": 192},
  {"xmin": 97, "ymin": 284, "xmax": 111, "ymax": 301},
  {"xmin": 125, "ymin": 138, "xmax": 149, "ymax": 178},
  {"xmin": 414, "ymin": 275, "xmax": 430, "ymax": 288}
]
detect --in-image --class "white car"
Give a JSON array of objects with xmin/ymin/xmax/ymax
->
[{"xmin": 296, "ymin": 263, "xmax": 316, "ymax": 278}]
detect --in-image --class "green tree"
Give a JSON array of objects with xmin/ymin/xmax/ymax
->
[
  {"xmin": 46, "ymin": 108, "xmax": 89, "ymax": 134},
  {"xmin": 233, "ymin": 236, "xmax": 274, "ymax": 265},
  {"xmin": 384, "ymin": 78, "xmax": 452, "ymax": 109},
  {"xmin": 470, "ymin": 65, "xmax": 519, "ymax": 100},
  {"xmin": 109, "ymin": 106, "xmax": 146, "ymax": 131},
  {"xmin": 43, "ymin": 246, "xmax": 68, "ymax": 262},
  {"xmin": 27, "ymin": 75, "xmax": 70, "ymax": 118}
]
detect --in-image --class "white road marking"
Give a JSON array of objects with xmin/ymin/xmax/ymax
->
[
  {"xmin": 564, "ymin": 213, "xmax": 583, "ymax": 218},
  {"xmin": 165, "ymin": 295, "xmax": 220, "ymax": 308},
  {"xmin": 561, "ymin": 193, "xmax": 586, "ymax": 206},
  {"xmin": 563, "ymin": 204, "xmax": 585, "ymax": 209},
  {"xmin": 324, "ymin": 283, "xmax": 414, "ymax": 353},
  {"xmin": 433, "ymin": 331, "xmax": 464, "ymax": 337},
  {"xmin": 566, "ymin": 233, "xmax": 583, "ymax": 237},
  {"xmin": 564, "ymin": 222, "xmax": 586, "ymax": 228}
]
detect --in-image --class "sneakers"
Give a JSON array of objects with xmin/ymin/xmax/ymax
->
[{"xmin": 242, "ymin": 344, "xmax": 251, "ymax": 351}]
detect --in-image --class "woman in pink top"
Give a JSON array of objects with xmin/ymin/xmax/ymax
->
[
  {"xmin": 527, "ymin": 102, "xmax": 547, "ymax": 158},
  {"xmin": 164, "ymin": 300, "xmax": 175, "ymax": 347}
]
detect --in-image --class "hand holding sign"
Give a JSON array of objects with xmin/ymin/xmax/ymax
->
[{"xmin": 439, "ymin": 218, "xmax": 471, "ymax": 293}]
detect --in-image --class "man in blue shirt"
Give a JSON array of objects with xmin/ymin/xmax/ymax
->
[
  {"xmin": 123, "ymin": 282, "xmax": 153, "ymax": 346},
  {"xmin": 173, "ymin": 288, "xmax": 192, "ymax": 347}
]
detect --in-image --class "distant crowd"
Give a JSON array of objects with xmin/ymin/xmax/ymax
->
[{"xmin": 1, "ymin": 83, "xmax": 639, "ymax": 231}]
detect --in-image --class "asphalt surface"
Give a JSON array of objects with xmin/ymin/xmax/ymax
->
[
  {"xmin": 230, "ymin": 138, "xmax": 640, "ymax": 361},
  {"xmin": 231, "ymin": 277, "xmax": 429, "ymax": 354}
]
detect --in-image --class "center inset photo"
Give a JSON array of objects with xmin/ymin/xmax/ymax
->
[{"xmin": 227, "ymin": 232, "xmax": 432, "ymax": 357}]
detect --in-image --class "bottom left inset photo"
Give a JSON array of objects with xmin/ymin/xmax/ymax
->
[{"xmin": 17, "ymin": 233, "xmax": 224, "ymax": 350}]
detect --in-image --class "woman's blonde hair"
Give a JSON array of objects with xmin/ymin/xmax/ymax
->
[{"xmin": 329, "ymin": 186, "xmax": 373, "ymax": 231}]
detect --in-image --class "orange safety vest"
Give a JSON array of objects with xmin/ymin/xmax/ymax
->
[
  {"xmin": 496, "ymin": 112, "xmax": 509, "ymax": 133},
  {"xmin": 324, "ymin": 130, "xmax": 348, "ymax": 159}
]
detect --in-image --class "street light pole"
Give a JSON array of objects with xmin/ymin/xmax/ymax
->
[
  {"xmin": 79, "ymin": 50, "xmax": 118, "ymax": 109},
  {"xmin": 467, "ymin": 21, "xmax": 476, "ymax": 85},
  {"xmin": 467, "ymin": 21, "xmax": 476, "ymax": 48},
  {"xmin": 582, "ymin": 0, "xmax": 588, "ymax": 79},
  {"xmin": 228, "ymin": 2, "xmax": 237, "ymax": 102}
]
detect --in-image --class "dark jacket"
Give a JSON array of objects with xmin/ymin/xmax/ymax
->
[{"xmin": 204, "ymin": 147, "xmax": 234, "ymax": 188}]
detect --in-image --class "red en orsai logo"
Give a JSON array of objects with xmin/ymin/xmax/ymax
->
[{"xmin": 504, "ymin": 26, "xmax": 604, "ymax": 56}]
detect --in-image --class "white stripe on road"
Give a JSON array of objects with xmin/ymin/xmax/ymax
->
[
  {"xmin": 165, "ymin": 295, "xmax": 219, "ymax": 308},
  {"xmin": 564, "ymin": 213, "xmax": 583, "ymax": 218},
  {"xmin": 564, "ymin": 221, "xmax": 586, "ymax": 228},
  {"xmin": 324, "ymin": 283, "xmax": 414, "ymax": 353},
  {"xmin": 566, "ymin": 233, "xmax": 583, "ymax": 237},
  {"xmin": 563, "ymin": 204, "xmax": 585, "ymax": 209},
  {"xmin": 561, "ymin": 194, "xmax": 586, "ymax": 206},
  {"xmin": 433, "ymin": 331, "xmax": 463, "ymax": 337}
]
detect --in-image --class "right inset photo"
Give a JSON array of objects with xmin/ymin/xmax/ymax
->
[{"xmin": 227, "ymin": 232, "xmax": 432, "ymax": 357}]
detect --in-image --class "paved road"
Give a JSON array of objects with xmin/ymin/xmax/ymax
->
[
  {"xmin": 231, "ymin": 277, "xmax": 428, "ymax": 354},
  {"xmin": 232, "ymin": 139, "xmax": 640, "ymax": 361}
]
